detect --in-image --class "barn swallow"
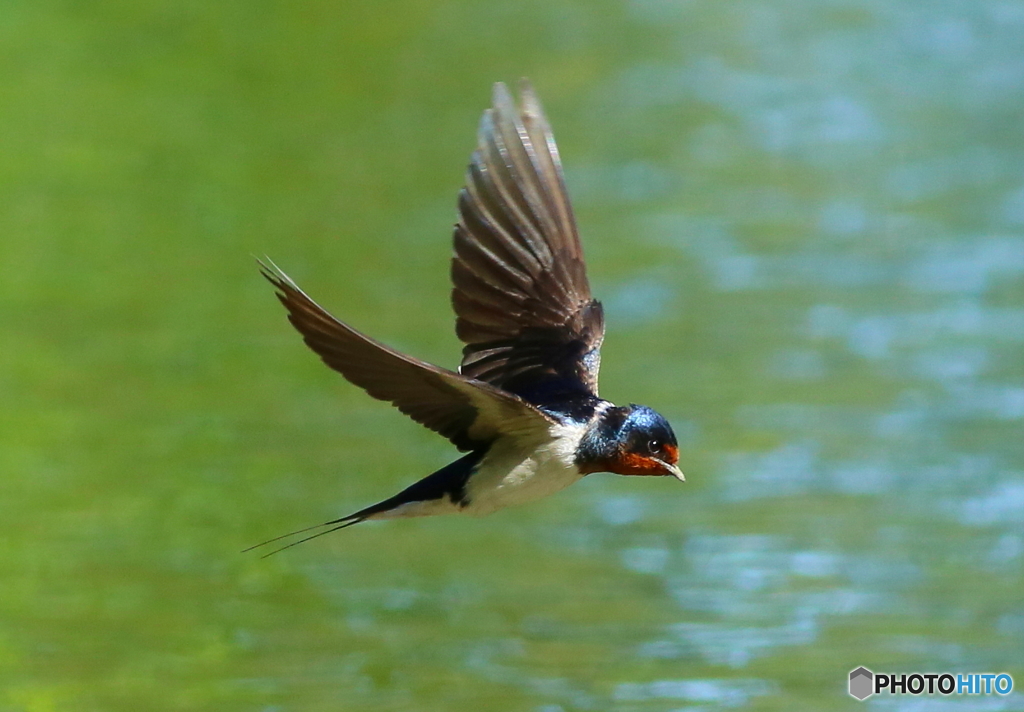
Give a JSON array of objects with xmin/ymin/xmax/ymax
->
[{"xmin": 249, "ymin": 81, "xmax": 682, "ymax": 556}]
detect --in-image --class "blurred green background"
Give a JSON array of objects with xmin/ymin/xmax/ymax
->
[{"xmin": 2, "ymin": 1, "xmax": 1022, "ymax": 710}]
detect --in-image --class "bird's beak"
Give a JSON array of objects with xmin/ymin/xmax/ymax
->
[{"xmin": 658, "ymin": 460, "xmax": 686, "ymax": 482}]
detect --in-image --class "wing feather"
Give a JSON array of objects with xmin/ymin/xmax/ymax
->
[
  {"xmin": 452, "ymin": 80, "xmax": 604, "ymax": 404},
  {"xmin": 261, "ymin": 261, "xmax": 554, "ymax": 451}
]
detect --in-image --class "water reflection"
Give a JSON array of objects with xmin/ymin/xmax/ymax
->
[
  {"xmin": 554, "ymin": 0, "xmax": 1024, "ymax": 704},
  {"xmin": 614, "ymin": 677, "xmax": 776, "ymax": 706}
]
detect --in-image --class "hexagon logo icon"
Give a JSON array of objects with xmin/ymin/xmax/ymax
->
[{"xmin": 849, "ymin": 667, "xmax": 874, "ymax": 700}]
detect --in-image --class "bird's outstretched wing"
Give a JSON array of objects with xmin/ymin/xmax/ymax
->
[
  {"xmin": 451, "ymin": 81, "xmax": 604, "ymax": 405},
  {"xmin": 260, "ymin": 261, "xmax": 555, "ymax": 451}
]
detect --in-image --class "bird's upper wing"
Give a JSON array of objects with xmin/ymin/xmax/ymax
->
[
  {"xmin": 261, "ymin": 262, "xmax": 556, "ymax": 451},
  {"xmin": 451, "ymin": 81, "xmax": 605, "ymax": 405}
]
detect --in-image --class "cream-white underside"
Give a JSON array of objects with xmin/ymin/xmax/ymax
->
[{"xmin": 370, "ymin": 420, "xmax": 588, "ymax": 520}]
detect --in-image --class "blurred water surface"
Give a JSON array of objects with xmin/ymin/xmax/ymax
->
[{"xmin": 1, "ymin": 1, "xmax": 1022, "ymax": 710}]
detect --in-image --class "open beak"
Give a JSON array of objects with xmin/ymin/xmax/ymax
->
[{"xmin": 658, "ymin": 460, "xmax": 686, "ymax": 482}]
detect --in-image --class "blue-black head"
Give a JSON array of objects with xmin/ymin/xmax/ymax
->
[{"xmin": 576, "ymin": 404, "xmax": 683, "ymax": 480}]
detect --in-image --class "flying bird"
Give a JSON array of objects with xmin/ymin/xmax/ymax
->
[{"xmin": 250, "ymin": 81, "xmax": 682, "ymax": 555}]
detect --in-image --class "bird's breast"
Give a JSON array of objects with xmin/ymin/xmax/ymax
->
[{"xmin": 461, "ymin": 421, "xmax": 588, "ymax": 515}]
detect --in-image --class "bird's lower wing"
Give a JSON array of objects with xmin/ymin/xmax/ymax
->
[{"xmin": 260, "ymin": 260, "xmax": 555, "ymax": 451}]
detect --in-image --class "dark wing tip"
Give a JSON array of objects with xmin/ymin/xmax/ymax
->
[{"xmin": 256, "ymin": 256, "xmax": 293, "ymax": 294}]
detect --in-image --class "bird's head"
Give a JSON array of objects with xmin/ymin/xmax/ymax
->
[{"xmin": 576, "ymin": 404, "xmax": 683, "ymax": 481}]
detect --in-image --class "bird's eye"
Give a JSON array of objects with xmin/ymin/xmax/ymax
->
[{"xmin": 648, "ymin": 439, "xmax": 661, "ymax": 453}]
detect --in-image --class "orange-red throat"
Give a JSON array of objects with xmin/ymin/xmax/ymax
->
[{"xmin": 607, "ymin": 445, "xmax": 684, "ymax": 481}]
